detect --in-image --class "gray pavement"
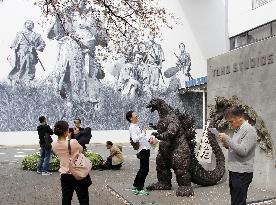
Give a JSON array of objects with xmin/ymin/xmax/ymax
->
[{"xmin": 0, "ymin": 144, "xmax": 275, "ymax": 205}]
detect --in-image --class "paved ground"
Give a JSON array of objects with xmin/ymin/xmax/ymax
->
[{"xmin": 0, "ymin": 144, "xmax": 275, "ymax": 205}]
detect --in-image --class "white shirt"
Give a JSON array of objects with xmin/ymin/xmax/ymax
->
[{"xmin": 129, "ymin": 123, "xmax": 150, "ymax": 153}]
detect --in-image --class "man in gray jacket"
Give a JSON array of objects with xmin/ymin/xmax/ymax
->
[{"xmin": 218, "ymin": 106, "xmax": 257, "ymax": 205}]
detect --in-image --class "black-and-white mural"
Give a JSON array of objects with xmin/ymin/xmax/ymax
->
[{"xmin": 0, "ymin": 0, "xmax": 205, "ymax": 131}]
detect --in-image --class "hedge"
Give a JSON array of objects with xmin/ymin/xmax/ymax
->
[{"xmin": 21, "ymin": 151, "xmax": 103, "ymax": 171}]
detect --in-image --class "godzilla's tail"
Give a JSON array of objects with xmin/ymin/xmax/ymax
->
[{"xmin": 189, "ymin": 131, "xmax": 225, "ymax": 186}]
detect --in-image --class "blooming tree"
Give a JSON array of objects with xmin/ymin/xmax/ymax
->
[{"xmin": 32, "ymin": 0, "xmax": 175, "ymax": 60}]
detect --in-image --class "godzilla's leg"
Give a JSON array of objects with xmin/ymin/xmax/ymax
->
[
  {"xmin": 147, "ymin": 141, "xmax": 172, "ymax": 190},
  {"xmin": 171, "ymin": 142, "xmax": 194, "ymax": 197}
]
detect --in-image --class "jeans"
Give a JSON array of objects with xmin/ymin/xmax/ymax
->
[
  {"xmin": 229, "ymin": 171, "xmax": 253, "ymax": 205},
  {"xmin": 37, "ymin": 147, "xmax": 51, "ymax": 172},
  {"xmin": 133, "ymin": 149, "xmax": 150, "ymax": 191}
]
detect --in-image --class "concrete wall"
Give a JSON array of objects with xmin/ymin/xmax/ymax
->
[
  {"xmin": 228, "ymin": 0, "xmax": 276, "ymax": 37},
  {"xmin": 207, "ymin": 36, "xmax": 276, "ymax": 191}
]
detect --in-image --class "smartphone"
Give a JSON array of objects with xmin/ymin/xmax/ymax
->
[{"xmin": 208, "ymin": 128, "xmax": 219, "ymax": 136}]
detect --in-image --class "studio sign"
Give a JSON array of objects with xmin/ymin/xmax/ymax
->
[{"xmin": 212, "ymin": 54, "xmax": 274, "ymax": 78}]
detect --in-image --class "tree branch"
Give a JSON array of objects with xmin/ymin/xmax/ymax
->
[
  {"xmin": 123, "ymin": 0, "xmax": 144, "ymax": 17},
  {"xmin": 102, "ymin": 0, "xmax": 134, "ymax": 29}
]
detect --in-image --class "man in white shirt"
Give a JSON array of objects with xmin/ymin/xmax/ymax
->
[{"xmin": 126, "ymin": 111, "xmax": 150, "ymax": 196}]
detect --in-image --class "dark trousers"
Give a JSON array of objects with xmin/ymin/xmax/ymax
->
[
  {"xmin": 133, "ymin": 149, "xmax": 150, "ymax": 191},
  {"xmin": 229, "ymin": 171, "xmax": 253, "ymax": 205},
  {"xmin": 60, "ymin": 174, "xmax": 92, "ymax": 205},
  {"xmin": 100, "ymin": 156, "xmax": 122, "ymax": 170}
]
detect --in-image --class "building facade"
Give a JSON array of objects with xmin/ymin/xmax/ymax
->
[{"xmin": 207, "ymin": 0, "xmax": 276, "ymax": 191}]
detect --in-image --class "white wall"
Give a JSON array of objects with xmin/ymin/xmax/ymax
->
[
  {"xmin": 0, "ymin": 130, "xmax": 131, "ymax": 146},
  {"xmin": 177, "ymin": 0, "xmax": 229, "ymax": 59},
  {"xmin": 228, "ymin": 0, "xmax": 276, "ymax": 37},
  {"xmin": 159, "ymin": 0, "xmax": 207, "ymax": 77}
]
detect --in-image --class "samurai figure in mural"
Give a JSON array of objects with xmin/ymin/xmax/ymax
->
[
  {"xmin": 145, "ymin": 33, "xmax": 165, "ymax": 88},
  {"xmin": 117, "ymin": 63, "xmax": 141, "ymax": 99},
  {"xmin": 176, "ymin": 43, "xmax": 192, "ymax": 80},
  {"xmin": 8, "ymin": 20, "xmax": 46, "ymax": 83},
  {"xmin": 116, "ymin": 46, "xmax": 153, "ymax": 99},
  {"xmin": 164, "ymin": 43, "xmax": 193, "ymax": 90},
  {"xmin": 175, "ymin": 43, "xmax": 193, "ymax": 89},
  {"xmin": 47, "ymin": 0, "xmax": 108, "ymax": 101}
]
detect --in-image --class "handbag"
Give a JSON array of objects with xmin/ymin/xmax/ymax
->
[
  {"xmin": 130, "ymin": 137, "xmax": 140, "ymax": 150},
  {"xmin": 68, "ymin": 140, "xmax": 92, "ymax": 180}
]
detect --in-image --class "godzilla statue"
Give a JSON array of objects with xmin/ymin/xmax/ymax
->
[{"xmin": 146, "ymin": 98, "xmax": 225, "ymax": 197}]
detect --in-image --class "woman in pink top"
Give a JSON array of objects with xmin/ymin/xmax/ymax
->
[{"xmin": 52, "ymin": 121, "xmax": 92, "ymax": 205}]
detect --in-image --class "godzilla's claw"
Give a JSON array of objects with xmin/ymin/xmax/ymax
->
[
  {"xmin": 151, "ymin": 132, "xmax": 163, "ymax": 140},
  {"xmin": 146, "ymin": 182, "xmax": 172, "ymax": 191},
  {"xmin": 151, "ymin": 132, "xmax": 159, "ymax": 137},
  {"xmin": 151, "ymin": 132, "xmax": 158, "ymax": 136},
  {"xmin": 148, "ymin": 123, "xmax": 157, "ymax": 130},
  {"xmin": 176, "ymin": 186, "xmax": 194, "ymax": 197}
]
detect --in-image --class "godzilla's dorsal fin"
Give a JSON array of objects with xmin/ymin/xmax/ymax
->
[{"xmin": 174, "ymin": 109, "xmax": 196, "ymax": 141}]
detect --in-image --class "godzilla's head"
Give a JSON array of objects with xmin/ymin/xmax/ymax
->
[{"xmin": 146, "ymin": 98, "xmax": 166, "ymax": 113}]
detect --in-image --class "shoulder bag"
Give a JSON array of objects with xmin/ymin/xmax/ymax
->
[{"xmin": 68, "ymin": 140, "xmax": 92, "ymax": 180}]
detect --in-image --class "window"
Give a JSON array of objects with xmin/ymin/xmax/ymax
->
[
  {"xmin": 247, "ymin": 23, "xmax": 271, "ymax": 43},
  {"xmin": 272, "ymin": 21, "xmax": 276, "ymax": 36},
  {"xmin": 230, "ymin": 21, "xmax": 275, "ymax": 50},
  {"xmin": 252, "ymin": 0, "xmax": 274, "ymax": 9}
]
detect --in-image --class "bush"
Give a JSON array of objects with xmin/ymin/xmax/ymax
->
[
  {"xmin": 21, "ymin": 151, "xmax": 103, "ymax": 171},
  {"xmin": 84, "ymin": 151, "xmax": 103, "ymax": 169},
  {"xmin": 21, "ymin": 152, "xmax": 60, "ymax": 171}
]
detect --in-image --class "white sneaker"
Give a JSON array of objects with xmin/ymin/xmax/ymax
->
[{"xmin": 42, "ymin": 172, "xmax": 52, "ymax": 176}]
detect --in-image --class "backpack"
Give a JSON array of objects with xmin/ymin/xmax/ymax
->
[{"xmin": 130, "ymin": 137, "xmax": 139, "ymax": 150}]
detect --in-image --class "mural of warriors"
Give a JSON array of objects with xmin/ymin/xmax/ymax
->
[
  {"xmin": 164, "ymin": 43, "xmax": 193, "ymax": 90},
  {"xmin": 117, "ymin": 63, "xmax": 141, "ymax": 99},
  {"xmin": 47, "ymin": 1, "xmax": 108, "ymax": 101},
  {"xmin": 145, "ymin": 34, "xmax": 165, "ymax": 88},
  {"xmin": 133, "ymin": 53, "xmax": 152, "ymax": 97},
  {"xmin": 133, "ymin": 53, "xmax": 149, "ymax": 84},
  {"xmin": 176, "ymin": 43, "xmax": 192, "ymax": 79},
  {"xmin": 8, "ymin": 20, "xmax": 46, "ymax": 82},
  {"xmin": 132, "ymin": 41, "xmax": 148, "ymax": 64}
]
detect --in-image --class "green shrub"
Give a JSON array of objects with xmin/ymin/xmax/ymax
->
[
  {"xmin": 21, "ymin": 151, "xmax": 103, "ymax": 171},
  {"xmin": 21, "ymin": 152, "xmax": 60, "ymax": 171},
  {"xmin": 85, "ymin": 151, "xmax": 103, "ymax": 169}
]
